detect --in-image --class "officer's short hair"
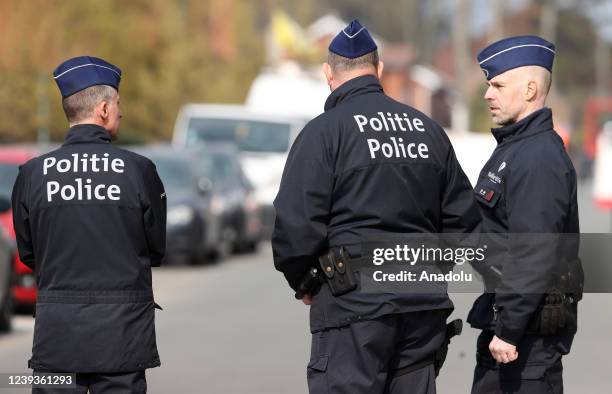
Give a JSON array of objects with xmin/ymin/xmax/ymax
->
[
  {"xmin": 327, "ymin": 50, "xmax": 379, "ymax": 73},
  {"xmin": 62, "ymin": 85, "xmax": 117, "ymax": 123}
]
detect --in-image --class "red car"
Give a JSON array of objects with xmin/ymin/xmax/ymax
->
[{"xmin": 0, "ymin": 145, "xmax": 54, "ymax": 310}]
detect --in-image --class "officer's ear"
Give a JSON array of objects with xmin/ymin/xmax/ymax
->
[
  {"xmin": 376, "ymin": 60, "xmax": 384, "ymax": 80},
  {"xmin": 323, "ymin": 62, "xmax": 333, "ymax": 88},
  {"xmin": 96, "ymin": 100, "xmax": 110, "ymax": 121},
  {"xmin": 94, "ymin": 100, "xmax": 108, "ymax": 120},
  {"xmin": 525, "ymin": 79, "xmax": 538, "ymax": 102}
]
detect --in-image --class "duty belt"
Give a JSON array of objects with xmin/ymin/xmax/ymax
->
[
  {"xmin": 295, "ymin": 248, "xmax": 372, "ymax": 299},
  {"xmin": 37, "ymin": 289, "xmax": 154, "ymax": 304}
]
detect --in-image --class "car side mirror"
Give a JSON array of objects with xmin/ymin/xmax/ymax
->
[
  {"xmin": 0, "ymin": 196, "xmax": 10, "ymax": 213},
  {"xmin": 197, "ymin": 177, "xmax": 213, "ymax": 195}
]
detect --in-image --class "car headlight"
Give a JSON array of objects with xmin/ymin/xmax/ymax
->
[
  {"xmin": 244, "ymin": 193, "xmax": 260, "ymax": 213},
  {"xmin": 210, "ymin": 196, "xmax": 226, "ymax": 215},
  {"xmin": 167, "ymin": 205, "xmax": 195, "ymax": 226}
]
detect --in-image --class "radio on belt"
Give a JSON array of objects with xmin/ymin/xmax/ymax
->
[{"xmin": 43, "ymin": 153, "xmax": 125, "ymax": 202}]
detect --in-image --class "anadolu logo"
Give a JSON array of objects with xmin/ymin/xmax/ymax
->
[{"xmin": 498, "ymin": 161, "xmax": 506, "ymax": 172}]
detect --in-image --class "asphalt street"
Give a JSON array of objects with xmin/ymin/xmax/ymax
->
[{"xmin": 0, "ymin": 179, "xmax": 610, "ymax": 393}]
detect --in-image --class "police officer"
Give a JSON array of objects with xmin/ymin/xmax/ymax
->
[
  {"xmin": 272, "ymin": 20, "xmax": 480, "ymax": 394},
  {"xmin": 467, "ymin": 36, "xmax": 582, "ymax": 393},
  {"xmin": 11, "ymin": 56, "xmax": 166, "ymax": 393}
]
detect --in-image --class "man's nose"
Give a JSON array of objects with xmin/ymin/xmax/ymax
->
[{"xmin": 484, "ymin": 86, "xmax": 494, "ymax": 101}]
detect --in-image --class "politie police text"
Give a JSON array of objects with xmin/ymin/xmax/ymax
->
[
  {"xmin": 353, "ymin": 112, "xmax": 430, "ymax": 159},
  {"xmin": 43, "ymin": 153, "xmax": 124, "ymax": 202}
]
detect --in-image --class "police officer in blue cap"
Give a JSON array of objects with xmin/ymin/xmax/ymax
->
[
  {"xmin": 12, "ymin": 56, "xmax": 166, "ymax": 393},
  {"xmin": 273, "ymin": 19, "xmax": 481, "ymax": 393},
  {"xmin": 468, "ymin": 36, "xmax": 582, "ymax": 393}
]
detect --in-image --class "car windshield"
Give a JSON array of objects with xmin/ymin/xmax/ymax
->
[
  {"xmin": 185, "ymin": 118, "xmax": 291, "ymax": 153},
  {"xmin": 148, "ymin": 155, "xmax": 194, "ymax": 190},
  {"xmin": 197, "ymin": 152, "xmax": 236, "ymax": 185},
  {"xmin": 0, "ymin": 163, "xmax": 19, "ymax": 197}
]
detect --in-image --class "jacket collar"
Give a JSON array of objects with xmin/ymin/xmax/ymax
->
[
  {"xmin": 324, "ymin": 75, "xmax": 384, "ymax": 112},
  {"xmin": 63, "ymin": 124, "xmax": 112, "ymax": 146},
  {"xmin": 491, "ymin": 107, "xmax": 553, "ymax": 144}
]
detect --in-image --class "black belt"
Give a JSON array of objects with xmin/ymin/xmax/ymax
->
[
  {"xmin": 37, "ymin": 289, "xmax": 154, "ymax": 304},
  {"xmin": 342, "ymin": 256, "xmax": 372, "ymax": 270}
]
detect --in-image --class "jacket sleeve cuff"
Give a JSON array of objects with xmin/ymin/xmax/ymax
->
[
  {"xmin": 274, "ymin": 256, "xmax": 314, "ymax": 292},
  {"xmin": 494, "ymin": 323, "xmax": 523, "ymax": 346},
  {"xmin": 284, "ymin": 270, "xmax": 304, "ymax": 292}
]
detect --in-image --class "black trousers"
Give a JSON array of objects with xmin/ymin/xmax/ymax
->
[
  {"xmin": 307, "ymin": 309, "xmax": 450, "ymax": 394},
  {"xmin": 31, "ymin": 371, "xmax": 146, "ymax": 394},
  {"xmin": 471, "ymin": 330, "xmax": 573, "ymax": 394}
]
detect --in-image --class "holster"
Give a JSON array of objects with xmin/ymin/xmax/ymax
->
[
  {"xmin": 434, "ymin": 319, "xmax": 463, "ymax": 376},
  {"xmin": 318, "ymin": 248, "xmax": 357, "ymax": 297},
  {"xmin": 294, "ymin": 266, "xmax": 322, "ymax": 300}
]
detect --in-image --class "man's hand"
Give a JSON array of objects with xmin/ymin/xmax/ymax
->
[
  {"xmin": 489, "ymin": 335, "xmax": 518, "ymax": 364},
  {"xmin": 301, "ymin": 294, "xmax": 313, "ymax": 305}
]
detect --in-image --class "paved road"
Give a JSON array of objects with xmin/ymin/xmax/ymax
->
[
  {"xmin": 0, "ymin": 248, "xmax": 610, "ymax": 394},
  {"xmin": 0, "ymin": 179, "xmax": 610, "ymax": 393}
]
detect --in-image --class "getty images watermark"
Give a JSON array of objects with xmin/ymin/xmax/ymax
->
[
  {"xmin": 370, "ymin": 244, "xmax": 487, "ymax": 283},
  {"xmin": 358, "ymin": 233, "xmax": 592, "ymax": 294}
]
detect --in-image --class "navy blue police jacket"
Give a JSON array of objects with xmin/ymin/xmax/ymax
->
[
  {"xmin": 272, "ymin": 75, "xmax": 481, "ymax": 332},
  {"xmin": 467, "ymin": 108, "xmax": 582, "ymax": 345},
  {"xmin": 11, "ymin": 124, "xmax": 166, "ymax": 373}
]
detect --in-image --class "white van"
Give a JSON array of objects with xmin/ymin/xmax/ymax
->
[
  {"xmin": 172, "ymin": 104, "xmax": 308, "ymax": 236},
  {"xmin": 245, "ymin": 69, "xmax": 329, "ymax": 119}
]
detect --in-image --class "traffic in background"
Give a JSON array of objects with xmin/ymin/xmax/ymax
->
[{"xmin": 0, "ymin": 3, "xmax": 610, "ymax": 393}]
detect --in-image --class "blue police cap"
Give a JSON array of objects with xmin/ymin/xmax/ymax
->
[
  {"xmin": 477, "ymin": 35, "xmax": 555, "ymax": 80},
  {"xmin": 329, "ymin": 19, "xmax": 377, "ymax": 59},
  {"xmin": 53, "ymin": 56, "xmax": 122, "ymax": 98}
]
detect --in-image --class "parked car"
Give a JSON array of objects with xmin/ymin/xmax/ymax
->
[
  {"xmin": 172, "ymin": 104, "xmax": 307, "ymax": 237},
  {"xmin": 0, "ymin": 195, "xmax": 13, "ymax": 332},
  {"xmin": 189, "ymin": 144, "xmax": 262, "ymax": 253},
  {"xmin": 0, "ymin": 145, "xmax": 54, "ymax": 313},
  {"xmin": 131, "ymin": 145, "xmax": 230, "ymax": 264}
]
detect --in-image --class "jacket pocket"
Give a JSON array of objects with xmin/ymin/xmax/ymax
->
[
  {"xmin": 307, "ymin": 355, "xmax": 329, "ymax": 394},
  {"xmin": 307, "ymin": 355, "xmax": 329, "ymax": 373}
]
